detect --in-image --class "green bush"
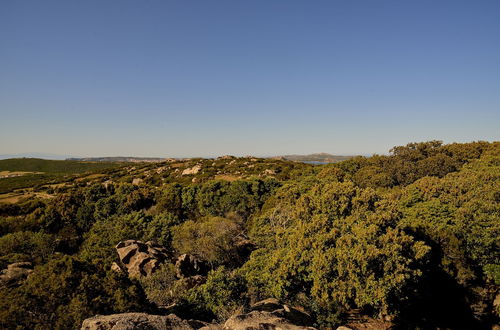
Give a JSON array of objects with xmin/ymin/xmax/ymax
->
[
  {"xmin": 0, "ymin": 255, "xmax": 149, "ymax": 329},
  {"xmin": 0, "ymin": 231, "xmax": 55, "ymax": 268},
  {"xmin": 188, "ymin": 267, "xmax": 247, "ymax": 321},
  {"xmin": 172, "ymin": 216, "xmax": 243, "ymax": 267}
]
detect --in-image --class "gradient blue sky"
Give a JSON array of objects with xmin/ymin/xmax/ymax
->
[{"xmin": 1, "ymin": 1, "xmax": 499, "ymax": 157}]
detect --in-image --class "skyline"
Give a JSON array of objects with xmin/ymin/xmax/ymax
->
[{"xmin": 1, "ymin": 1, "xmax": 499, "ymax": 157}]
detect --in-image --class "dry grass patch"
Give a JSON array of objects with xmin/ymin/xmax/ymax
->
[{"xmin": 214, "ymin": 174, "xmax": 241, "ymax": 181}]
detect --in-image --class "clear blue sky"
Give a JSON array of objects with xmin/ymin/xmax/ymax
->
[{"xmin": 1, "ymin": 1, "xmax": 499, "ymax": 157}]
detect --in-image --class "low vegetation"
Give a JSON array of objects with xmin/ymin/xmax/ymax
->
[{"xmin": 0, "ymin": 141, "xmax": 498, "ymax": 329}]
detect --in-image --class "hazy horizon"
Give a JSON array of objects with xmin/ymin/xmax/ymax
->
[
  {"xmin": 1, "ymin": 1, "xmax": 499, "ymax": 157},
  {"xmin": 0, "ymin": 150, "xmax": 370, "ymax": 160}
]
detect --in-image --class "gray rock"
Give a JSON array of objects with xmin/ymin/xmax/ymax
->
[
  {"xmin": 224, "ymin": 311, "xmax": 315, "ymax": 330},
  {"xmin": 249, "ymin": 298, "xmax": 282, "ymax": 312},
  {"xmin": 81, "ymin": 313, "xmax": 197, "ymax": 330},
  {"xmin": 224, "ymin": 299, "xmax": 315, "ymax": 330}
]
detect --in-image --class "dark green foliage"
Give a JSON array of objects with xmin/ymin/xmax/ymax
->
[
  {"xmin": 172, "ymin": 216, "xmax": 243, "ymax": 267},
  {"xmin": 241, "ymin": 182, "xmax": 430, "ymax": 325},
  {"xmin": 0, "ymin": 255, "xmax": 149, "ymax": 329},
  {"xmin": 0, "ymin": 158, "xmax": 124, "ymax": 193},
  {"xmin": 0, "ymin": 158, "xmax": 122, "ymax": 174},
  {"xmin": 187, "ymin": 267, "xmax": 248, "ymax": 321},
  {"xmin": 339, "ymin": 141, "xmax": 494, "ymax": 188},
  {"xmin": 0, "ymin": 231, "xmax": 55, "ymax": 268},
  {"xmin": 0, "ymin": 173, "xmax": 60, "ymax": 194},
  {"xmin": 80, "ymin": 211, "xmax": 179, "ymax": 265},
  {"xmin": 140, "ymin": 263, "xmax": 180, "ymax": 307}
]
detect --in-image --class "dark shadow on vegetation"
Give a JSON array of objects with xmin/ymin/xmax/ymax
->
[{"xmin": 397, "ymin": 234, "xmax": 486, "ymax": 330}]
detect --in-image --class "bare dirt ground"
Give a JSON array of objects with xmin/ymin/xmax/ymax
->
[
  {"xmin": 0, "ymin": 171, "xmax": 43, "ymax": 178},
  {"xmin": 0, "ymin": 191, "xmax": 54, "ymax": 204}
]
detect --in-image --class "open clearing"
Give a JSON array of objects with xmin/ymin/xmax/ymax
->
[
  {"xmin": 0, "ymin": 191, "xmax": 54, "ymax": 204},
  {"xmin": 0, "ymin": 170, "xmax": 42, "ymax": 178}
]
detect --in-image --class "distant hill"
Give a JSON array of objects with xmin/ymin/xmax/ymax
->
[
  {"xmin": 0, "ymin": 153, "xmax": 75, "ymax": 160},
  {"xmin": 277, "ymin": 153, "xmax": 356, "ymax": 163},
  {"xmin": 67, "ymin": 157, "xmax": 169, "ymax": 163},
  {"xmin": 0, "ymin": 158, "xmax": 125, "ymax": 194},
  {"xmin": 0, "ymin": 158, "xmax": 123, "ymax": 174}
]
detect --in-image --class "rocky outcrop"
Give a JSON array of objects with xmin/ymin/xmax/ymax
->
[
  {"xmin": 182, "ymin": 165, "xmax": 202, "ymax": 176},
  {"xmin": 249, "ymin": 298, "xmax": 283, "ymax": 312},
  {"xmin": 85, "ymin": 300, "xmax": 311, "ymax": 330},
  {"xmin": 217, "ymin": 155, "xmax": 236, "ymax": 160},
  {"xmin": 132, "ymin": 178, "xmax": 144, "ymax": 185},
  {"xmin": 224, "ymin": 298, "xmax": 315, "ymax": 330},
  {"xmin": 263, "ymin": 169, "xmax": 276, "ymax": 175},
  {"xmin": 0, "ymin": 262, "xmax": 33, "ymax": 287},
  {"xmin": 115, "ymin": 240, "xmax": 171, "ymax": 278},
  {"xmin": 81, "ymin": 313, "xmax": 210, "ymax": 330},
  {"xmin": 175, "ymin": 254, "xmax": 209, "ymax": 279}
]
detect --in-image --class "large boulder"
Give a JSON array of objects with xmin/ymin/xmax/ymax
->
[
  {"xmin": 81, "ymin": 313, "xmax": 209, "ymax": 330},
  {"xmin": 175, "ymin": 254, "xmax": 209, "ymax": 279},
  {"xmin": 224, "ymin": 299, "xmax": 315, "ymax": 330},
  {"xmin": 115, "ymin": 240, "xmax": 171, "ymax": 278},
  {"xmin": 182, "ymin": 165, "xmax": 202, "ymax": 175},
  {"xmin": 249, "ymin": 298, "xmax": 283, "ymax": 312},
  {"xmin": 0, "ymin": 262, "xmax": 33, "ymax": 287}
]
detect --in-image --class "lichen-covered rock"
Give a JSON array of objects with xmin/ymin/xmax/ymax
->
[
  {"xmin": 0, "ymin": 262, "xmax": 33, "ymax": 287},
  {"xmin": 115, "ymin": 240, "xmax": 171, "ymax": 278},
  {"xmin": 81, "ymin": 313, "xmax": 200, "ymax": 330}
]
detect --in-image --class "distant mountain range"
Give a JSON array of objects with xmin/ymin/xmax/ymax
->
[
  {"xmin": 0, "ymin": 153, "xmax": 75, "ymax": 160},
  {"xmin": 69, "ymin": 154, "xmax": 356, "ymax": 163},
  {"xmin": 66, "ymin": 157, "xmax": 169, "ymax": 163},
  {"xmin": 277, "ymin": 153, "xmax": 356, "ymax": 163},
  {"xmin": 0, "ymin": 153, "xmax": 356, "ymax": 164}
]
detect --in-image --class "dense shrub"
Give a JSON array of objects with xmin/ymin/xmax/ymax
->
[
  {"xmin": 172, "ymin": 216, "xmax": 243, "ymax": 267},
  {"xmin": 0, "ymin": 231, "xmax": 55, "ymax": 268},
  {"xmin": 79, "ymin": 211, "xmax": 179, "ymax": 265},
  {"xmin": 187, "ymin": 267, "xmax": 248, "ymax": 321},
  {"xmin": 0, "ymin": 255, "xmax": 149, "ymax": 329}
]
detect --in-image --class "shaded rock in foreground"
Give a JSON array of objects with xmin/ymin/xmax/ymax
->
[
  {"xmin": 81, "ymin": 313, "xmax": 212, "ymax": 330},
  {"xmin": 224, "ymin": 298, "xmax": 315, "ymax": 330}
]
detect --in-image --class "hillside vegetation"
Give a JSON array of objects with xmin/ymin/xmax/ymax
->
[
  {"xmin": 0, "ymin": 158, "xmax": 124, "ymax": 194},
  {"xmin": 0, "ymin": 158, "xmax": 123, "ymax": 174},
  {"xmin": 0, "ymin": 141, "xmax": 498, "ymax": 329}
]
